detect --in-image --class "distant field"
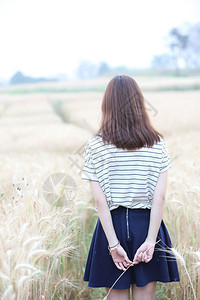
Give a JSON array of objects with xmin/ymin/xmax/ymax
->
[
  {"xmin": 1, "ymin": 76, "xmax": 200, "ymax": 94},
  {"xmin": 0, "ymin": 76, "xmax": 199, "ymax": 299}
]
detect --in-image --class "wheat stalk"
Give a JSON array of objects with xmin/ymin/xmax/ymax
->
[{"xmin": 103, "ymin": 239, "xmax": 161, "ymax": 300}]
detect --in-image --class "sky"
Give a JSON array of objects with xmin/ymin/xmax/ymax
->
[{"xmin": 0, "ymin": 0, "xmax": 199, "ymax": 80}]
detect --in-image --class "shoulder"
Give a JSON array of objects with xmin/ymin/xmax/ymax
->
[
  {"xmin": 158, "ymin": 135, "xmax": 169, "ymax": 148},
  {"xmin": 156, "ymin": 136, "xmax": 170, "ymax": 158},
  {"xmin": 157, "ymin": 134, "xmax": 163, "ymax": 143},
  {"xmin": 85, "ymin": 135, "xmax": 102, "ymax": 150},
  {"xmin": 146, "ymin": 135, "xmax": 168, "ymax": 155},
  {"xmin": 155, "ymin": 135, "xmax": 167, "ymax": 148}
]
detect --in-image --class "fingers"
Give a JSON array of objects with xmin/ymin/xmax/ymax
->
[
  {"xmin": 115, "ymin": 262, "xmax": 126, "ymax": 271},
  {"xmin": 112, "ymin": 246, "xmax": 134, "ymax": 270},
  {"xmin": 133, "ymin": 250, "xmax": 142, "ymax": 262},
  {"xmin": 133, "ymin": 247, "xmax": 142, "ymax": 262},
  {"xmin": 123, "ymin": 253, "xmax": 133, "ymax": 265},
  {"xmin": 132, "ymin": 259, "xmax": 139, "ymax": 265},
  {"xmin": 137, "ymin": 251, "xmax": 146, "ymax": 262},
  {"xmin": 114, "ymin": 258, "xmax": 133, "ymax": 271},
  {"xmin": 113, "ymin": 243, "xmax": 153, "ymax": 270},
  {"xmin": 115, "ymin": 263, "xmax": 122, "ymax": 270},
  {"xmin": 142, "ymin": 253, "xmax": 147, "ymax": 262},
  {"xmin": 144, "ymin": 253, "xmax": 152, "ymax": 263},
  {"xmin": 123, "ymin": 260, "xmax": 129, "ymax": 268},
  {"xmin": 119, "ymin": 262, "xmax": 126, "ymax": 271},
  {"xmin": 133, "ymin": 251, "xmax": 152, "ymax": 264}
]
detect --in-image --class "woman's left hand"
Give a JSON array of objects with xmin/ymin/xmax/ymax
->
[{"xmin": 110, "ymin": 245, "xmax": 134, "ymax": 271}]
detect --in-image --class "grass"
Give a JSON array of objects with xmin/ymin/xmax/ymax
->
[
  {"xmin": 1, "ymin": 83, "xmax": 200, "ymax": 95},
  {"xmin": 0, "ymin": 77, "xmax": 199, "ymax": 299}
]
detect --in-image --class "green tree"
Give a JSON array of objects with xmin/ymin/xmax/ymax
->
[
  {"xmin": 76, "ymin": 60, "xmax": 98, "ymax": 79},
  {"xmin": 167, "ymin": 27, "xmax": 189, "ymax": 74},
  {"xmin": 97, "ymin": 62, "xmax": 110, "ymax": 76}
]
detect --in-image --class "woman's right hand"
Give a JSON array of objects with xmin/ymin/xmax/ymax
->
[
  {"xmin": 110, "ymin": 245, "xmax": 134, "ymax": 271},
  {"xmin": 133, "ymin": 241, "xmax": 155, "ymax": 264}
]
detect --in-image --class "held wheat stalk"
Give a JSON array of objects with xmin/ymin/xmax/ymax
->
[{"xmin": 103, "ymin": 239, "xmax": 161, "ymax": 300}]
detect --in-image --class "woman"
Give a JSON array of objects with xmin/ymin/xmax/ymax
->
[{"xmin": 81, "ymin": 75, "xmax": 180, "ymax": 300}]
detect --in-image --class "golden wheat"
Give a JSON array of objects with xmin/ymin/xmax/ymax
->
[{"xmin": 0, "ymin": 76, "xmax": 199, "ymax": 299}]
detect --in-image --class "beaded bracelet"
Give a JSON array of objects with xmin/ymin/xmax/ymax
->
[{"xmin": 108, "ymin": 240, "xmax": 120, "ymax": 254}]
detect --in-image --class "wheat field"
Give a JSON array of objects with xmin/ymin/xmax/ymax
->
[{"xmin": 0, "ymin": 76, "xmax": 199, "ymax": 299}]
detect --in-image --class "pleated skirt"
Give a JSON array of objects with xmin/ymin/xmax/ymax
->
[{"xmin": 83, "ymin": 205, "xmax": 180, "ymax": 289}]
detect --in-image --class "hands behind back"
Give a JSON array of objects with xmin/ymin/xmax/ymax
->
[
  {"xmin": 133, "ymin": 240, "xmax": 155, "ymax": 264},
  {"xmin": 110, "ymin": 240, "xmax": 155, "ymax": 271}
]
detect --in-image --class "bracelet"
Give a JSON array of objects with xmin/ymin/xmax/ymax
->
[
  {"xmin": 108, "ymin": 240, "xmax": 120, "ymax": 254},
  {"xmin": 109, "ymin": 240, "xmax": 119, "ymax": 249}
]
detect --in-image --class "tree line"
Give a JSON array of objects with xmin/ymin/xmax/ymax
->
[
  {"xmin": 151, "ymin": 22, "xmax": 200, "ymax": 72},
  {"xmin": 8, "ymin": 22, "xmax": 200, "ymax": 84}
]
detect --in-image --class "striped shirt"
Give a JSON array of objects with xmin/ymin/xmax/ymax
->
[{"xmin": 81, "ymin": 134, "xmax": 172, "ymax": 210}]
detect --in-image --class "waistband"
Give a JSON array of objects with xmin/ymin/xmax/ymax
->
[{"xmin": 111, "ymin": 205, "xmax": 151, "ymax": 213}]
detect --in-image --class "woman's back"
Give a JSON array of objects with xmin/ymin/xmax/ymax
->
[
  {"xmin": 81, "ymin": 75, "xmax": 180, "ymax": 297},
  {"xmin": 81, "ymin": 133, "xmax": 171, "ymax": 210}
]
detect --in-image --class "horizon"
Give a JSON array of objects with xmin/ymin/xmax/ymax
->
[{"xmin": 0, "ymin": 0, "xmax": 200, "ymax": 81}]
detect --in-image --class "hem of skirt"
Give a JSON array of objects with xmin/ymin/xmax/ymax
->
[
  {"xmin": 83, "ymin": 277, "xmax": 180, "ymax": 289},
  {"xmin": 132, "ymin": 278, "xmax": 181, "ymax": 288}
]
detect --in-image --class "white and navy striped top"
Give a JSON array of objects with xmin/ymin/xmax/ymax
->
[{"xmin": 81, "ymin": 134, "xmax": 172, "ymax": 210}]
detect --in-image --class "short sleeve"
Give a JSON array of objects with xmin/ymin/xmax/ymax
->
[
  {"xmin": 159, "ymin": 139, "xmax": 172, "ymax": 173},
  {"xmin": 81, "ymin": 141, "xmax": 99, "ymax": 181}
]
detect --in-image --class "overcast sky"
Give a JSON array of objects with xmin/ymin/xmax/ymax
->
[{"xmin": 0, "ymin": 0, "xmax": 199, "ymax": 79}]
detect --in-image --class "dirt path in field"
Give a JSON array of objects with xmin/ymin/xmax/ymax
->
[
  {"xmin": 0, "ymin": 94, "xmax": 93, "ymax": 192},
  {"xmin": 0, "ymin": 95, "xmax": 91, "ymax": 154},
  {"xmin": 0, "ymin": 87, "xmax": 199, "ymax": 193}
]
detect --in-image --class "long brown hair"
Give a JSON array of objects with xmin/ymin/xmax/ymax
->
[{"xmin": 95, "ymin": 75, "xmax": 163, "ymax": 150}]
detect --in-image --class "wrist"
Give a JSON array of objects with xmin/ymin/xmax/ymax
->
[
  {"xmin": 108, "ymin": 240, "xmax": 120, "ymax": 254},
  {"xmin": 145, "ymin": 237, "xmax": 156, "ymax": 244},
  {"xmin": 108, "ymin": 238, "xmax": 119, "ymax": 248}
]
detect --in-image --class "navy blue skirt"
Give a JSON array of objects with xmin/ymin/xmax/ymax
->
[{"xmin": 83, "ymin": 206, "xmax": 180, "ymax": 289}]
